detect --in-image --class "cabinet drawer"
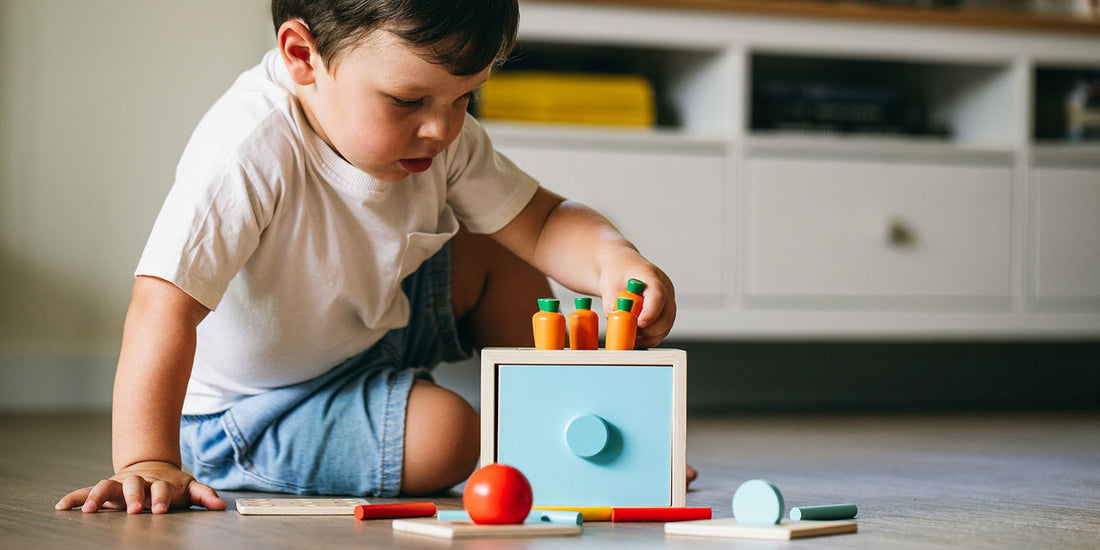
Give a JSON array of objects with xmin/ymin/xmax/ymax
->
[
  {"xmin": 746, "ymin": 157, "xmax": 1012, "ymax": 305},
  {"xmin": 495, "ymin": 141, "xmax": 725, "ymax": 300},
  {"xmin": 1031, "ymin": 166, "xmax": 1100, "ymax": 306}
]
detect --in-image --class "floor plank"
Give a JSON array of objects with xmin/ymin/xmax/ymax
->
[{"xmin": 1, "ymin": 412, "xmax": 1097, "ymax": 548}]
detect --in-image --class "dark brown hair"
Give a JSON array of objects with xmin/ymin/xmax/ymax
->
[{"xmin": 272, "ymin": 0, "xmax": 519, "ymax": 76}]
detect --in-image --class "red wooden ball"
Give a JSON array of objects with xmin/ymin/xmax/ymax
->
[{"xmin": 462, "ymin": 463, "xmax": 533, "ymax": 524}]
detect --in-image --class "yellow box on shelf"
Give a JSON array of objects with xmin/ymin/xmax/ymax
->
[{"xmin": 478, "ymin": 71, "xmax": 656, "ymax": 127}]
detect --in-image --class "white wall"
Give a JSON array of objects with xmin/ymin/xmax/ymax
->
[{"xmin": 0, "ymin": 0, "xmax": 272, "ymax": 409}]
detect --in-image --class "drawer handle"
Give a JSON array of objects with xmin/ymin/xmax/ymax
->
[
  {"xmin": 887, "ymin": 218, "xmax": 917, "ymax": 248},
  {"xmin": 565, "ymin": 414, "xmax": 610, "ymax": 458}
]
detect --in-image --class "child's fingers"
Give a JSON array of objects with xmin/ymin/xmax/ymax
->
[
  {"xmin": 188, "ymin": 481, "xmax": 227, "ymax": 511},
  {"xmin": 55, "ymin": 487, "xmax": 93, "ymax": 510},
  {"xmin": 636, "ymin": 325, "xmax": 671, "ymax": 349},
  {"xmin": 150, "ymin": 480, "xmax": 172, "ymax": 514},
  {"xmin": 121, "ymin": 475, "xmax": 149, "ymax": 514},
  {"xmin": 633, "ymin": 273, "xmax": 674, "ymax": 329},
  {"xmin": 636, "ymin": 294, "xmax": 675, "ymax": 347},
  {"xmin": 633, "ymin": 282, "xmax": 663, "ymax": 328},
  {"xmin": 636, "ymin": 296, "xmax": 665, "ymax": 329},
  {"xmin": 82, "ymin": 479, "xmax": 123, "ymax": 513},
  {"xmin": 637, "ymin": 312, "xmax": 674, "ymax": 347}
]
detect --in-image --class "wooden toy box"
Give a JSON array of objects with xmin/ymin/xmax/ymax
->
[{"xmin": 480, "ymin": 348, "xmax": 687, "ymax": 507}]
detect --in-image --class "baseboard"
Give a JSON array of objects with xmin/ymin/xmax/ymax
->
[
  {"xmin": 672, "ymin": 340, "xmax": 1100, "ymax": 413},
  {"xmin": 4, "ymin": 342, "xmax": 1097, "ymax": 413}
]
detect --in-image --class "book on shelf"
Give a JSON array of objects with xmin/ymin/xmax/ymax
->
[
  {"xmin": 752, "ymin": 81, "xmax": 930, "ymax": 136},
  {"xmin": 477, "ymin": 71, "xmax": 656, "ymax": 127}
]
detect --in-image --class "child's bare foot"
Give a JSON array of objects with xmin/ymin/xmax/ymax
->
[{"xmin": 687, "ymin": 465, "xmax": 698, "ymax": 487}]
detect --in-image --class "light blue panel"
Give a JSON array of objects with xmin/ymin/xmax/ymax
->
[
  {"xmin": 497, "ymin": 364, "xmax": 673, "ymax": 506},
  {"xmin": 436, "ymin": 510, "xmax": 581, "ymax": 525}
]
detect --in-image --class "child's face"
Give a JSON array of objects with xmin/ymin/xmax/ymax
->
[{"xmin": 301, "ymin": 29, "xmax": 491, "ymax": 182}]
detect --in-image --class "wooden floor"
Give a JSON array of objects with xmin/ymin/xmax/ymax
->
[{"xmin": 2, "ymin": 412, "xmax": 1097, "ymax": 549}]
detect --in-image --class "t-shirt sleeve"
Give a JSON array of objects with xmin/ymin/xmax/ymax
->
[
  {"xmin": 444, "ymin": 114, "xmax": 539, "ymax": 234},
  {"xmin": 135, "ymin": 145, "xmax": 273, "ymax": 310}
]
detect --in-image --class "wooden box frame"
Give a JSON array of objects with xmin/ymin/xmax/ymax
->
[{"xmin": 480, "ymin": 347, "xmax": 687, "ymax": 507}]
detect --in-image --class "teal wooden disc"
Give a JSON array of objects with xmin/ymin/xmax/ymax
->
[{"xmin": 732, "ymin": 479, "xmax": 784, "ymax": 526}]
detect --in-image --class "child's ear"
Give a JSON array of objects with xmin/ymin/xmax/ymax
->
[{"xmin": 278, "ymin": 20, "xmax": 320, "ymax": 86}]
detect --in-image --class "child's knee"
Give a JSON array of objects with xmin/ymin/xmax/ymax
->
[
  {"xmin": 450, "ymin": 229, "xmax": 553, "ymax": 348},
  {"xmin": 401, "ymin": 379, "xmax": 480, "ymax": 495},
  {"xmin": 450, "ymin": 228, "xmax": 550, "ymax": 318}
]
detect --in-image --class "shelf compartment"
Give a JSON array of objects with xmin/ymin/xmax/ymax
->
[
  {"xmin": 1034, "ymin": 66, "xmax": 1100, "ymax": 143},
  {"xmin": 479, "ymin": 40, "xmax": 732, "ymax": 135},
  {"xmin": 749, "ymin": 52, "xmax": 1017, "ymax": 146}
]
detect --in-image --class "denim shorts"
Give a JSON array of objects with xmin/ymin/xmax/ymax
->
[{"xmin": 179, "ymin": 243, "xmax": 471, "ymax": 496}]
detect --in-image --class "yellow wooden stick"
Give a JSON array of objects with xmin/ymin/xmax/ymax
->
[{"xmin": 532, "ymin": 506, "xmax": 613, "ymax": 522}]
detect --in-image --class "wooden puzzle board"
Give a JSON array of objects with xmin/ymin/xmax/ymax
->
[
  {"xmin": 235, "ymin": 498, "xmax": 369, "ymax": 515},
  {"xmin": 665, "ymin": 518, "xmax": 857, "ymax": 540},
  {"xmin": 392, "ymin": 518, "xmax": 583, "ymax": 540}
]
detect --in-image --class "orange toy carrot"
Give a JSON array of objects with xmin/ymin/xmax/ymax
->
[
  {"xmin": 605, "ymin": 297, "xmax": 638, "ymax": 351},
  {"xmin": 568, "ymin": 297, "xmax": 599, "ymax": 350},
  {"xmin": 617, "ymin": 278, "xmax": 646, "ymax": 318},
  {"xmin": 532, "ymin": 298, "xmax": 566, "ymax": 350}
]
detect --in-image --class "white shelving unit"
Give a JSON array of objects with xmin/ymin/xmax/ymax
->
[{"xmin": 485, "ymin": 1, "xmax": 1100, "ymax": 340}]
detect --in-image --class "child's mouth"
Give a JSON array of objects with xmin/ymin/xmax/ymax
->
[{"xmin": 399, "ymin": 157, "xmax": 433, "ymax": 173}]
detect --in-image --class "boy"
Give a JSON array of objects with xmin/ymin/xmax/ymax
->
[{"xmin": 57, "ymin": 0, "xmax": 675, "ymax": 514}]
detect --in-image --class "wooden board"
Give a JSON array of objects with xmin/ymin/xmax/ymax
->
[
  {"xmin": 392, "ymin": 518, "xmax": 583, "ymax": 540},
  {"xmin": 235, "ymin": 498, "xmax": 369, "ymax": 515},
  {"xmin": 665, "ymin": 518, "xmax": 857, "ymax": 540}
]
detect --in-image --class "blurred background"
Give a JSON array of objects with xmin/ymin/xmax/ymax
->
[
  {"xmin": 1, "ymin": 0, "xmax": 273, "ymax": 408},
  {"xmin": 2, "ymin": 0, "xmax": 1098, "ymax": 413}
]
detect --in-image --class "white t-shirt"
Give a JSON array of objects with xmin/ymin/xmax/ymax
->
[{"xmin": 137, "ymin": 50, "xmax": 538, "ymax": 415}]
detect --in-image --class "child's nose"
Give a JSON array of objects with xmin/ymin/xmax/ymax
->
[{"xmin": 417, "ymin": 113, "xmax": 453, "ymax": 142}]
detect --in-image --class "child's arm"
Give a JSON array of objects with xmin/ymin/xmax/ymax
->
[
  {"xmin": 55, "ymin": 276, "xmax": 226, "ymax": 514},
  {"xmin": 491, "ymin": 187, "xmax": 676, "ymax": 348}
]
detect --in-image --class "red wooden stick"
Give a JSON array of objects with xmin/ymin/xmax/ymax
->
[
  {"xmin": 354, "ymin": 502, "xmax": 437, "ymax": 520},
  {"xmin": 611, "ymin": 506, "xmax": 712, "ymax": 522}
]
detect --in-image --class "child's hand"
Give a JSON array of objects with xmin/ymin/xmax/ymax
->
[
  {"xmin": 599, "ymin": 250, "xmax": 676, "ymax": 349},
  {"xmin": 491, "ymin": 190, "xmax": 678, "ymax": 347},
  {"xmin": 55, "ymin": 461, "xmax": 226, "ymax": 514}
]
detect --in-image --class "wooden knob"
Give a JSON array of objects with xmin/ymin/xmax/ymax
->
[
  {"xmin": 887, "ymin": 218, "xmax": 916, "ymax": 247},
  {"xmin": 565, "ymin": 414, "xmax": 610, "ymax": 458}
]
